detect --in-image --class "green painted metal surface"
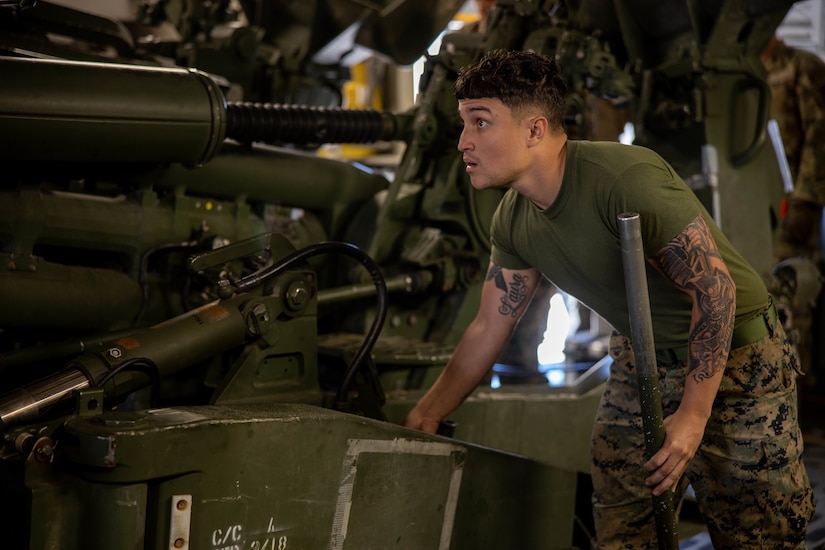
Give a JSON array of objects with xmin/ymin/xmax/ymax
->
[
  {"xmin": 9, "ymin": 404, "xmax": 578, "ymax": 549},
  {"xmin": 0, "ymin": 0, "xmax": 805, "ymax": 548}
]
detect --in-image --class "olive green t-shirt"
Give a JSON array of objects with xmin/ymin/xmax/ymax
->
[{"xmin": 490, "ymin": 140, "xmax": 769, "ymax": 348}]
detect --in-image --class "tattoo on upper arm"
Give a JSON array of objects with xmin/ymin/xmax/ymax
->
[
  {"xmin": 487, "ymin": 265, "xmax": 504, "ymax": 285},
  {"xmin": 653, "ymin": 215, "xmax": 735, "ymax": 382},
  {"xmin": 486, "ymin": 264, "xmax": 530, "ymax": 317}
]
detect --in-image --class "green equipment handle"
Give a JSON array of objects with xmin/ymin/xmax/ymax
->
[{"xmin": 618, "ymin": 212, "xmax": 679, "ymax": 550}]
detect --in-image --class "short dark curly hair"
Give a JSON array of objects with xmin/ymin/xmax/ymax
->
[{"xmin": 455, "ymin": 49, "xmax": 567, "ymax": 130}]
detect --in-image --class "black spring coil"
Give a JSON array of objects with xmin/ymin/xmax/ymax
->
[{"xmin": 226, "ymin": 103, "xmax": 387, "ymax": 144}]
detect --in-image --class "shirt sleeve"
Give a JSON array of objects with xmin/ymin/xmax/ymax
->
[
  {"xmin": 612, "ymin": 161, "xmax": 705, "ymax": 258},
  {"xmin": 489, "ymin": 190, "xmax": 533, "ymax": 270}
]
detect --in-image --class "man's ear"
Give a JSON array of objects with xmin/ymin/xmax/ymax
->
[{"xmin": 527, "ymin": 116, "xmax": 548, "ymax": 143}]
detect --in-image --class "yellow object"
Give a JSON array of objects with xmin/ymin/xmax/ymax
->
[{"xmin": 339, "ymin": 60, "xmax": 381, "ymax": 159}]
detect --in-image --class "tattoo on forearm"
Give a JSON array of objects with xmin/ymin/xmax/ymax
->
[
  {"xmin": 654, "ymin": 215, "xmax": 735, "ymax": 383},
  {"xmin": 487, "ymin": 264, "xmax": 529, "ymax": 317}
]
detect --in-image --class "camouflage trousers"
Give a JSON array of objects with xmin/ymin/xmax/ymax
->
[{"xmin": 591, "ymin": 322, "xmax": 815, "ymax": 549}]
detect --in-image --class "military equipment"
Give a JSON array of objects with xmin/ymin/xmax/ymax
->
[
  {"xmin": 0, "ymin": 0, "xmax": 806, "ymax": 548},
  {"xmin": 619, "ymin": 212, "xmax": 679, "ymax": 549}
]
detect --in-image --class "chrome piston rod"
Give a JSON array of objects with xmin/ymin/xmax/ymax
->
[{"xmin": 0, "ymin": 369, "xmax": 91, "ymax": 430}]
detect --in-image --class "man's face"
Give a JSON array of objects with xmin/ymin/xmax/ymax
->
[{"xmin": 457, "ymin": 97, "xmax": 532, "ymax": 190}]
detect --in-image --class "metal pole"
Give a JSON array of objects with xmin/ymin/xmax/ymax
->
[{"xmin": 617, "ymin": 212, "xmax": 679, "ymax": 550}]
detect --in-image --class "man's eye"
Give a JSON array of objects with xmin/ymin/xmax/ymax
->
[{"xmin": 477, "ymin": 120, "xmax": 488, "ymax": 128}]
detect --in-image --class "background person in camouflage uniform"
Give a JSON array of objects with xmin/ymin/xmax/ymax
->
[
  {"xmin": 403, "ymin": 49, "xmax": 815, "ymax": 548},
  {"xmin": 762, "ymin": 36, "xmax": 825, "ymax": 260},
  {"xmin": 762, "ymin": 34, "xmax": 825, "ymax": 263},
  {"xmin": 762, "ymin": 34, "xmax": 825, "ymax": 389}
]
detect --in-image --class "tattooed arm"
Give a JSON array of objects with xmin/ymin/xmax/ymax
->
[
  {"xmin": 404, "ymin": 262, "xmax": 541, "ymax": 432},
  {"xmin": 642, "ymin": 214, "xmax": 736, "ymax": 495}
]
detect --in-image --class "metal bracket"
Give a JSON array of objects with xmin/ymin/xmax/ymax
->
[{"xmin": 168, "ymin": 494, "xmax": 192, "ymax": 550}]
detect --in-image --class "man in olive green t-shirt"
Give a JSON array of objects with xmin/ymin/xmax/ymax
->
[{"xmin": 404, "ymin": 49, "xmax": 814, "ymax": 548}]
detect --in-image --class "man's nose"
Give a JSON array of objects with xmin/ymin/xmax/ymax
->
[{"xmin": 457, "ymin": 130, "xmax": 470, "ymax": 152}]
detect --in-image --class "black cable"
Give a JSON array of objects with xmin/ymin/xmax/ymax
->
[
  {"xmin": 135, "ymin": 240, "xmax": 198, "ymax": 323},
  {"xmin": 235, "ymin": 241, "xmax": 387, "ymax": 408},
  {"xmin": 94, "ymin": 357, "xmax": 161, "ymax": 407}
]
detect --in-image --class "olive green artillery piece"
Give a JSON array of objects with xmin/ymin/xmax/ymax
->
[{"xmin": 0, "ymin": 0, "xmax": 806, "ymax": 548}]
